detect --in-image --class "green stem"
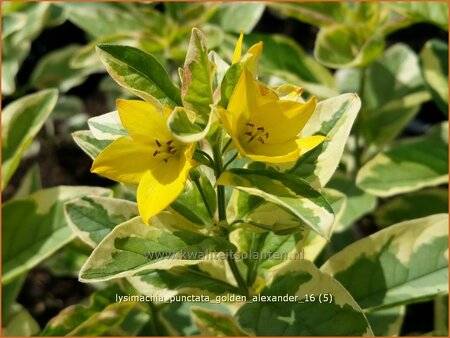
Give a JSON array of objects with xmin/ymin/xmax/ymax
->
[
  {"xmin": 212, "ymin": 141, "xmax": 227, "ymax": 223},
  {"xmin": 223, "ymin": 151, "xmax": 238, "ymax": 171},
  {"xmin": 147, "ymin": 302, "xmax": 166, "ymax": 336},
  {"xmin": 211, "ymin": 134, "xmax": 248, "ymax": 297},
  {"xmin": 227, "ymin": 255, "xmax": 249, "ymax": 297},
  {"xmin": 222, "ymin": 138, "xmax": 232, "ymax": 154},
  {"xmin": 246, "ymin": 232, "xmax": 268, "ymax": 287},
  {"xmin": 192, "ymin": 178, "xmax": 214, "ymax": 219}
]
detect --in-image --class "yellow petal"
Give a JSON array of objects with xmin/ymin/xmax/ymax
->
[
  {"xmin": 232, "ymin": 32, "xmax": 244, "ymax": 64},
  {"xmin": 117, "ymin": 99, "xmax": 172, "ymax": 144},
  {"xmin": 253, "ymin": 96, "xmax": 317, "ymax": 143},
  {"xmin": 245, "ymin": 139, "xmax": 301, "ymax": 164},
  {"xmin": 91, "ymin": 137, "xmax": 157, "ymax": 184},
  {"xmin": 137, "ymin": 153, "xmax": 192, "ymax": 224},
  {"xmin": 242, "ymin": 41, "xmax": 263, "ymax": 75},
  {"xmin": 297, "ymin": 135, "xmax": 326, "ymax": 156}
]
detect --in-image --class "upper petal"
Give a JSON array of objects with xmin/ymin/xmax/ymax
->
[
  {"xmin": 232, "ymin": 32, "xmax": 244, "ymax": 64},
  {"xmin": 253, "ymin": 96, "xmax": 317, "ymax": 144},
  {"xmin": 117, "ymin": 99, "xmax": 172, "ymax": 144},
  {"xmin": 91, "ymin": 137, "xmax": 157, "ymax": 184},
  {"xmin": 137, "ymin": 155, "xmax": 192, "ymax": 224}
]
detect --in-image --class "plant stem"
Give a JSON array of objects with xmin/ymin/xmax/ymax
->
[
  {"xmin": 211, "ymin": 133, "xmax": 248, "ymax": 297},
  {"xmin": 246, "ymin": 232, "xmax": 268, "ymax": 286},
  {"xmin": 227, "ymin": 255, "xmax": 249, "ymax": 297},
  {"xmin": 212, "ymin": 141, "xmax": 227, "ymax": 223},
  {"xmin": 192, "ymin": 178, "xmax": 214, "ymax": 219},
  {"xmin": 223, "ymin": 151, "xmax": 238, "ymax": 171}
]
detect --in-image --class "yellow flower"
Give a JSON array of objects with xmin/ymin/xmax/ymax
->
[
  {"xmin": 216, "ymin": 69, "xmax": 325, "ymax": 164},
  {"xmin": 91, "ymin": 100, "xmax": 195, "ymax": 224},
  {"xmin": 232, "ymin": 32, "xmax": 263, "ymax": 75}
]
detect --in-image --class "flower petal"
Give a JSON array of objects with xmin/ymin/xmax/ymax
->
[
  {"xmin": 137, "ymin": 154, "xmax": 192, "ymax": 224},
  {"xmin": 91, "ymin": 137, "xmax": 157, "ymax": 184},
  {"xmin": 232, "ymin": 32, "xmax": 244, "ymax": 64},
  {"xmin": 253, "ymin": 96, "xmax": 317, "ymax": 144},
  {"xmin": 297, "ymin": 135, "xmax": 326, "ymax": 156},
  {"xmin": 117, "ymin": 99, "xmax": 172, "ymax": 144},
  {"xmin": 246, "ymin": 140, "xmax": 301, "ymax": 164}
]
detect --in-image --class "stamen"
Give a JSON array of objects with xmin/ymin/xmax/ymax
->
[
  {"xmin": 153, "ymin": 150, "xmax": 161, "ymax": 157},
  {"xmin": 257, "ymin": 127, "xmax": 265, "ymax": 131},
  {"xmin": 246, "ymin": 123, "xmax": 254, "ymax": 127},
  {"xmin": 166, "ymin": 140, "xmax": 173, "ymax": 145},
  {"xmin": 163, "ymin": 158, "xmax": 168, "ymax": 163},
  {"xmin": 265, "ymin": 132, "xmax": 269, "ymax": 139},
  {"xmin": 257, "ymin": 136, "xmax": 265, "ymax": 144},
  {"xmin": 245, "ymin": 132, "xmax": 253, "ymax": 136},
  {"xmin": 155, "ymin": 140, "xmax": 162, "ymax": 147}
]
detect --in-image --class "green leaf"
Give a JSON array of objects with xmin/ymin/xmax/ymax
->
[
  {"xmin": 387, "ymin": 2, "xmax": 448, "ymax": 30},
  {"xmin": 88, "ymin": 110, "xmax": 127, "ymax": 140},
  {"xmin": 321, "ymin": 214, "xmax": 449, "ymax": 310},
  {"xmin": 167, "ymin": 106, "xmax": 213, "ymax": 143},
  {"xmin": 218, "ymin": 62, "xmax": 243, "ymax": 108},
  {"xmin": 434, "ymin": 293, "xmax": 449, "ymax": 335},
  {"xmin": 2, "ymin": 89, "xmax": 58, "ymax": 188},
  {"xmin": 268, "ymin": 2, "xmax": 348, "ymax": 27},
  {"xmin": 314, "ymin": 24, "xmax": 385, "ymax": 68},
  {"xmin": 218, "ymin": 168, "xmax": 334, "ymax": 239},
  {"xmin": 365, "ymin": 306, "xmax": 405, "ymax": 336},
  {"xmin": 192, "ymin": 307, "xmax": 250, "ymax": 336},
  {"xmin": 3, "ymin": 304, "xmax": 40, "ymax": 336},
  {"xmin": 65, "ymin": 195, "xmax": 139, "ymax": 247},
  {"xmin": 180, "ymin": 28, "xmax": 214, "ymax": 120},
  {"xmin": 356, "ymin": 123, "xmax": 448, "ymax": 197},
  {"xmin": 242, "ymin": 34, "xmax": 336, "ymax": 98},
  {"xmin": 2, "ymin": 13, "xmax": 27, "ymax": 39},
  {"xmin": 230, "ymin": 227, "xmax": 308, "ymax": 277},
  {"xmin": 213, "ymin": 2, "xmax": 265, "ymax": 33},
  {"xmin": 327, "ymin": 173, "xmax": 377, "ymax": 230},
  {"xmin": 79, "ymin": 215, "xmax": 236, "ymax": 282},
  {"xmin": 2, "ymin": 186, "xmax": 111, "ymax": 284},
  {"xmin": 96, "ymin": 44, "xmax": 181, "ymax": 108},
  {"xmin": 420, "ymin": 39, "xmax": 448, "ymax": 115},
  {"xmin": 29, "ymin": 44, "xmax": 102, "ymax": 93},
  {"xmin": 58, "ymin": 2, "xmax": 145, "ymax": 38},
  {"xmin": 289, "ymin": 93, "xmax": 361, "ymax": 188},
  {"xmin": 2, "ymin": 3, "xmax": 50, "ymax": 95},
  {"xmin": 237, "ymin": 260, "xmax": 373, "ymax": 336},
  {"xmin": 2, "ymin": 276, "xmax": 26, "ymax": 325},
  {"xmin": 41, "ymin": 286, "xmax": 149, "ymax": 336},
  {"xmin": 374, "ymin": 188, "xmax": 448, "ymax": 228},
  {"xmin": 128, "ymin": 264, "xmax": 240, "ymax": 299},
  {"xmin": 361, "ymin": 43, "xmax": 430, "ymax": 146},
  {"xmin": 12, "ymin": 164, "xmax": 42, "ymax": 199},
  {"xmin": 171, "ymin": 175, "xmax": 215, "ymax": 227},
  {"xmin": 72, "ymin": 130, "xmax": 113, "ymax": 160}
]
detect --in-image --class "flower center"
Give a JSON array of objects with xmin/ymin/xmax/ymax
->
[
  {"xmin": 244, "ymin": 122, "xmax": 269, "ymax": 144},
  {"xmin": 152, "ymin": 139, "xmax": 178, "ymax": 163}
]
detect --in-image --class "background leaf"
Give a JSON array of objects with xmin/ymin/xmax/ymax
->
[
  {"xmin": 2, "ymin": 89, "xmax": 58, "ymax": 188},
  {"xmin": 237, "ymin": 260, "xmax": 372, "ymax": 336},
  {"xmin": 2, "ymin": 186, "xmax": 111, "ymax": 284},
  {"xmin": 321, "ymin": 214, "xmax": 449, "ymax": 310},
  {"xmin": 356, "ymin": 123, "xmax": 448, "ymax": 197},
  {"xmin": 420, "ymin": 39, "xmax": 448, "ymax": 115}
]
